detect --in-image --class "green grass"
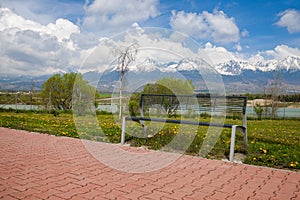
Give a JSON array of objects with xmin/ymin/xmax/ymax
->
[{"xmin": 0, "ymin": 111, "xmax": 299, "ymax": 171}]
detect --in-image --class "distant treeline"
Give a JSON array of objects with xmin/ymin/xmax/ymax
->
[{"xmin": 245, "ymin": 93, "xmax": 300, "ymax": 102}]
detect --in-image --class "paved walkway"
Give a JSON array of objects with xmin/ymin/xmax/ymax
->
[{"xmin": 0, "ymin": 127, "xmax": 299, "ymax": 200}]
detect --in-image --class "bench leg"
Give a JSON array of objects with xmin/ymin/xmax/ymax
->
[
  {"xmin": 237, "ymin": 126, "xmax": 247, "ymax": 151},
  {"xmin": 229, "ymin": 125, "xmax": 237, "ymax": 162},
  {"xmin": 121, "ymin": 116, "xmax": 126, "ymax": 145},
  {"xmin": 243, "ymin": 129, "xmax": 248, "ymax": 150}
]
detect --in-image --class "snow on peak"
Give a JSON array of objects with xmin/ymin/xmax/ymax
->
[
  {"xmin": 108, "ymin": 56, "xmax": 300, "ymax": 76},
  {"xmin": 215, "ymin": 56, "xmax": 300, "ymax": 75}
]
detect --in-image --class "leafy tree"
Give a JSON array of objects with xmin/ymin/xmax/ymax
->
[
  {"xmin": 129, "ymin": 77, "xmax": 194, "ymax": 117},
  {"xmin": 41, "ymin": 73, "xmax": 97, "ymax": 111},
  {"xmin": 142, "ymin": 77, "xmax": 194, "ymax": 95}
]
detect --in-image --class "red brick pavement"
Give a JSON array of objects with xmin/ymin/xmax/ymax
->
[{"xmin": 0, "ymin": 127, "xmax": 299, "ymax": 200}]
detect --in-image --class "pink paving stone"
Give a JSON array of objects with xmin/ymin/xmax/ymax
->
[
  {"xmin": 1, "ymin": 195, "xmax": 19, "ymax": 200},
  {"xmin": 0, "ymin": 127, "xmax": 299, "ymax": 200},
  {"xmin": 120, "ymin": 189, "xmax": 149, "ymax": 199},
  {"xmin": 185, "ymin": 189, "xmax": 212, "ymax": 200}
]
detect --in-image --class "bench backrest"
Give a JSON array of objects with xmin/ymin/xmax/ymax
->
[{"xmin": 139, "ymin": 93, "xmax": 247, "ymax": 127}]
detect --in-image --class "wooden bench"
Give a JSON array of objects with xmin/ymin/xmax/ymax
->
[{"xmin": 121, "ymin": 93, "xmax": 247, "ymax": 162}]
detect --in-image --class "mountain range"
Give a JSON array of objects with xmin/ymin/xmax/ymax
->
[
  {"xmin": 84, "ymin": 56, "xmax": 300, "ymax": 94},
  {"xmin": 1, "ymin": 56, "xmax": 300, "ymax": 94}
]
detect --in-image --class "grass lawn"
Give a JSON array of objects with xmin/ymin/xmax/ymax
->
[{"xmin": 0, "ymin": 111, "xmax": 299, "ymax": 171}]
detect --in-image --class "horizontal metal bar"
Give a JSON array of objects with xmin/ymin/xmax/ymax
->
[
  {"xmin": 124, "ymin": 116, "xmax": 245, "ymax": 129},
  {"xmin": 141, "ymin": 93, "xmax": 247, "ymax": 100}
]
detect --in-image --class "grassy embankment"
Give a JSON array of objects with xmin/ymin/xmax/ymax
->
[{"xmin": 0, "ymin": 111, "xmax": 299, "ymax": 171}]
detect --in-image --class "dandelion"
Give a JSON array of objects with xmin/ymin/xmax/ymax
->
[
  {"xmin": 263, "ymin": 149, "xmax": 267, "ymax": 154},
  {"xmin": 289, "ymin": 162, "xmax": 298, "ymax": 167},
  {"xmin": 259, "ymin": 147, "xmax": 267, "ymax": 154}
]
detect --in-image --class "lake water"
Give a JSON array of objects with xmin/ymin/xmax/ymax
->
[
  {"xmin": 0, "ymin": 104, "xmax": 45, "ymax": 110},
  {"xmin": 1, "ymin": 104, "xmax": 299, "ymax": 118},
  {"xmin": 97, "ymin": 105, "xmax": 300, "ymax": 118},
  {"xmin": 246, "ymin": 106, "xmax": 300, "ymax": 118}
]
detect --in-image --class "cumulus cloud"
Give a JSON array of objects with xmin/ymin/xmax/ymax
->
[
  {"xmin": 246, "ymin": 45, "xmax": 300, "ymax": 65},
  {"xmin": 1, "ymin": 6, "xmax": 300, "ymax": 77},
  {"xmin": 0, "ymin": 7, "xmax": 80, "ymax": 75},
  {"xmin": 198, "ymin": 42, "xmax": 237, "ymax": 65},
  {"xmin": 170, "ymin": 10, "xmax": 240, "ymax": 44},
  {"xmin": 197, "ymin": 42, "xmax": 300, "ymax": 66},
  {"xmin": 248, "ymin": 53, "xmax": 266, "ymax": 64},
  {"xmin": 275, "ymin": 9, "xmax": 300, "ymax": 33},
  {"xmin": 79, "ymin": 23, "xmax": 202, "ymax": 73},
  {"xmin": 265, "ymin": 45, "xmax": 300, "ymax": 60},
  {"xmin": 0, "ymin": 8, "xmax": 79, "ymax": 42},
  {"xmin": 82, "ymin": 0, "xmax": 159, "ymax": 34},
  {"xmin": 0, "ymin": 7, "xmax": 202, "ymax": 76},
  {"xmin": 0, "ymin": 0, "xmax": 84, "ymax": 25}
]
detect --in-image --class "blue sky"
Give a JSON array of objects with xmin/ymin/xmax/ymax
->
[
  {"xmin": 28, "ymin": 0, "xmax": 299, "ymax": 53},
  {"xmin": 0, "ymin": 0, "xmax": 300, "ymax": 75}
]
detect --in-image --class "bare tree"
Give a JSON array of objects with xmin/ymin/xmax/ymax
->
[
  {"xmin": 268, "ymin": 71, "xmax": 285, "ymax": 118},
  {"xmin": 114, "ymin": 43, "xmax": 138, "ymax": 119}
]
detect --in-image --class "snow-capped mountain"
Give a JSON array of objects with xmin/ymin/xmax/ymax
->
[
  {"xmin": 276, "ymin": 56, "xmax": 300, "ymax": 72},
  {"xmin": 215, "ymin": 56, "xmax": 300, "ymax": 76},
  {"xmin": 107, "ymin": 56, "xmax": 300, "ymax": 76},
  {"xmin": 1, "ymin": 56, "xmax": 299, "ymax": 93},
  {"xmin": 87, "ymin": 55, "xmax": 300, "ymax": 93}
]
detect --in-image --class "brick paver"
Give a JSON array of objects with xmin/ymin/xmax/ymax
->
[{"xmin": 0, "ymin": 127, "xmax": 299, "ymax": 200}]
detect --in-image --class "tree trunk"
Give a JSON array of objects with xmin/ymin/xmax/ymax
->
[{"xmin": 119, "ymin": 77, "xmax": 123, "ymax": 119}]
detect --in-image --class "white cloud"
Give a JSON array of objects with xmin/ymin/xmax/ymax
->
[
  {"xmin": 0, "ymin": 0, "xmax": 84, "ymax": 25},
  {"xmin": 79, "ymin": 23, "xmax": 201, "ymax": 73},
  {"xmin": 265, "ymin": 45, "xmax": 300, "ymax": 60},
  {"xmin": 241, "ymin": 29, "xmax": 249, "ymax": 37},
  {"xmin": 198, "ymin": 42, "xmax": 237, "ymax": 65},
  {"xmin": 245, "ymin": 45, "xmax": 300, "ymax": 65},
  {"xmin": 82, "ymin": 0, "xmax": 159, "ymax": 33},
  {"xmin": 1, "ymin": 6, "xmax": 300, "ymax": 77},
  {"xmin": 0, "ymin": 8, "xmax": 80, "ymax": 75},
  {"xmin": 0, "ymin": 29, "xmax": 76, "ymax": 75},
  {"xmin": 248, "ymin": 53, "xmax": 266, "ymax": 64},
  {"xmin": 46, "ymin": 19, "xmax": 80, "ymax": 42},
  {"xmin": 0, "ymin": 8, "xmax": 80, "ymax": 42},
  {"xmin": 275, "ymin": 9, "xmax": 300, "ymax": 33},
  {"xmin": 170, "ymin": 10, "xmax": 240, "ymax": 44},
  {"xmin": 197, "ymin": 43, "xmax": 300, "ymax": 66},
  {"xmin": 234, "ymin": 43, "xmax": 242, "ymax": 51}
]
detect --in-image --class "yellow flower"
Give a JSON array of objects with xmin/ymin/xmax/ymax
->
[
  {"xmin": 290, "ymin": 162, "xmax": 298, "ymax": 167},
  {"xmin": 259, "ymin": 147, "xmax": 267, "ymax": 154},
  {"xmin": 262, "ymin": 149, "xmax": 267, "ymax": 154},
  {"xmin": 290, "ymin": 163, "xmax": 296, "ymax": 167}
]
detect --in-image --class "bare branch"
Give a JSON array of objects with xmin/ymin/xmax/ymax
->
[{"xmin": 114, "ymin": 43, "xmax": 138, "ymax": 119}]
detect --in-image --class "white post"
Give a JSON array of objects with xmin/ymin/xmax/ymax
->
[
  {"xmin": 121, "ymin": 116, "xmax": 126, "ymax": 144},
  {"xmin": 243, "ymin": 128, "xmax": 248, "ymax": 150},
  {"xmin": 229, "ymin": 125, "xmax": 237, "ymax": 162}
]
